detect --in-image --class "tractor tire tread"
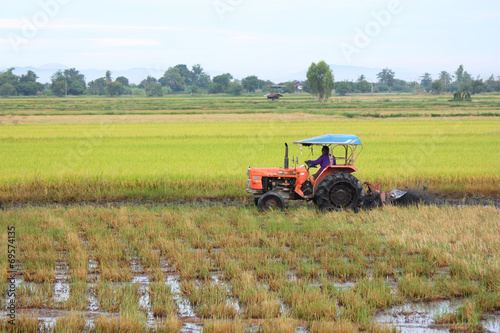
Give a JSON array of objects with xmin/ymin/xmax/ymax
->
[{"xmin": 315, "ymin": 172, "xmax": 364, "ymax": 210}]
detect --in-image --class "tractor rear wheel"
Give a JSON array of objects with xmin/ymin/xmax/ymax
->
[
  {"xmin": 257, "ymin": 192, "xmax": 286, "ymax": 211},
  {"xmin": 315, "ymin": 172, "xmax": 364, "ymax": 210}
]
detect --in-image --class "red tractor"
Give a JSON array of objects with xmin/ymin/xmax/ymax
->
[{"xmin": 246, "ymin": 134, "xmax": 404, "ymax": 210}]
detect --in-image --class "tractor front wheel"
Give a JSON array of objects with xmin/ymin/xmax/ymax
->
[
  {"xmin": 257, "ymin": 192, "xmax": 286, "ymax": 211},
  {"xmin": 315, "ymin": 172, "xmax": 364, "ymax": 210}
]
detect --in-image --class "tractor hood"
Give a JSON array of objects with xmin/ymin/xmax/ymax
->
[{"xmin": 293, "ymin": 134, "xmax": 362, "ymax": 146}]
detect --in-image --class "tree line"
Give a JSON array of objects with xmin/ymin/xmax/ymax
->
[
  {"xmin": 1, "ymin": 63, "xmax": 499, "ymax": 98},
  {"xmin": 331, "ymin": 65, "xmax": 498, "ymax": 97}
]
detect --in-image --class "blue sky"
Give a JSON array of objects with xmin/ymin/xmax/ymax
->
[{"xmin": 1, "ymin": 0, "xmax": 499, "ymax": 81}]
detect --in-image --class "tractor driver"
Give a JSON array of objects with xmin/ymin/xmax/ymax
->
[{"xmin": 306, "ymin": 146, "xmax": 335, "ymax": 185}]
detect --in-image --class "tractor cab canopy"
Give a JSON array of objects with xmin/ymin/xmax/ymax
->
[{"xmin": 293, "ymin": 134, "xmax": 363, "ymax": 166}]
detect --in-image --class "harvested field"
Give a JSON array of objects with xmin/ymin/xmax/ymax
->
[
  {"xmin": 1, "ymin": 205, "xmax": 499, "ymax": 332},
  {"xmin": 0, "ymin": 112, "xmax": 339, "ymax": 125}
]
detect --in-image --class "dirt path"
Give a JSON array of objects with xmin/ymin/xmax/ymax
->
[{"xmin": 1, "ymin": 190, "xmax": 498, "ymax": 211}]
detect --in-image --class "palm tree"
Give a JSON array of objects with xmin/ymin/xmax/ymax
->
[
  {"xmin": 439, "ymin": 71, "xmax": 452, "ymax": 88},
  {"xmin": 377, "ymin": 68, "xmax": 395, "ymax": 87},
  {"xmin": 105, "ymin": 70, "xmax": 112, "ymax": 85}
]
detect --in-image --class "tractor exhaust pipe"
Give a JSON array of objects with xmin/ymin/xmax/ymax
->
[{"xmin": 284, "ymin": 143, "xmax": 289, "ymax": 169}]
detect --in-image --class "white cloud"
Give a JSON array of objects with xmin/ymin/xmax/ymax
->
[
  {"xmin": 0, "ymin": 19, "xmax": 184, "ymax": 32},
  {"xmin": 229, "ymin": 33, "xmax": 289, "ymax": 44},
  {"xmin": 0, "ymin": 19, "xmax": 24, "ymax": 29},
  {"xmin": 50, "ymin": 23, "xmax": 183, "ymax": 31},
  {"xmin": 79, "ymin": 52, "xmax": 122, "ymax": 57},
  {"xmin": 85, "ymin": 38, "xmax": 161, "ymax": 47}
]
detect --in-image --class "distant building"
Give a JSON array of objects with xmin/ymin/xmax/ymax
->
[
  {"xmin": 293, "ymin": 81, "xmax": 304, "ymax": 91},
  {"xmin": 270, "ymin": 84, "xmax": 284, "ymax": 92}
]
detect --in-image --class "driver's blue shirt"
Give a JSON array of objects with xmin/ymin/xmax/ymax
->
[{"xmin": 306, "ymin": 154, "xmax": 335, "ymax": 172}]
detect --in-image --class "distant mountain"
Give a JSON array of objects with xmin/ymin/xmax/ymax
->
[{"xmin": 38, "ymin": 63, "xmax": 68, "ymax": 70}]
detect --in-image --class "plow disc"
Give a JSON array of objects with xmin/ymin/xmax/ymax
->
[{"xmin": 362, "ymin": 182, "xmax": 408, "ymax": 208}]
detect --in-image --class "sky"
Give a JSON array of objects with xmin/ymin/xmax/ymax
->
[{"xmin": 1, "ymin": 0, "xmax": 499, "ymax": 82}]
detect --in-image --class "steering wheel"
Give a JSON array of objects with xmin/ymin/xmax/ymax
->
[{"xmin": 305, "ymin": 161, "xmax": 316, "ymax": 172}]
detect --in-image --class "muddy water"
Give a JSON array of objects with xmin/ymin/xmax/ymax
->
[
  {"xmin": 374, "ymin": 300, "xmax": 500, "ymax": 333},
  {"xmin": 133, "ymin": 274, "xmax": 155, "ymax": 327},
  {"xmin": 164, "ymin": 274, "xmax": 204, "ymax": 332},
  {"xmin": 165, "ymin": 274, "xmax": 196, "ymax": 318},
  {"xmin": 181, "ymin": 321, "xmax": 203, "ymax": 332},
  {"xmin": 210, "ymin": 272, "xmax": 241, "ymax": 314},
  {"xmin": 86, "ymin": 258, "xmax": 99, "ymax": 311},
  {"xmin": 53, "ymin": 261, "xmax": 70, "ymax": 305}
]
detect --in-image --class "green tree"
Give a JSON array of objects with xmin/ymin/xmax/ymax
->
[
  {"xmin": 19, "ymin": 70, "xmax": 37, "ymax": 83},
  {"xmin": 439, "ymin": 71, "xmax": 452, "ymax": 86},
  {"xmin": 0, "ymin": 68, "xmax": 20, "ymax": 87},
  {"xmin": 485, "ymin": 75, "xmax": 500, "ymax": 92},
  {"xmin": 377, "ymin": 68, "xmax": 395, "ymax": 88},
  {"xmin": 191, "ymin": 64, "xmax": 211, "ymax": 89},
  {"xmin": 470, "ymin": 78, "xmax": 485, "ymax": 94},
  {"xmin": 431, "ymin": 80, "xmax": 444, "ymax": 94},
  {"xmin": 148, "ymin": 83, "xmax": 163, "ymax": 97},
  {"xmin": 18, "ymin": 70, "xmax": 43, "ymax": 95},
  {"xmin": 335, "ymin": 81, "xmax": 354, "ymax": 96},
  {"xmin": 115, "ymin": 76, "xmax": 129, "ymax": 87},
  {"xmin": 357, "ymin": 74, "xmax": 366, "ymax": 82},
  {"xmin": 356, "ymin": 80, "xmax": 371, "ymax": 93},
  {"xmin": 455, "ymin": 65, "xmax": 474, "ymax": 91},
  {"xmin": 105, "ymin": 70, "xmax": 112, "ymax": 84},
  {"xmin": 189, "ymin": 85, "xmax": 199, "ymax": 95},
  {"xmin": 455, "ymin": 65, "xmax": 465, "ymax": 83},
  {"xmin": 107, "ymin": 81, "xmax": 124, "ymax": 96},
  {"xmin": 260, "ymin": 80, "xmax": 274, "ymax": 93},
  {"xmin": 374, "ymin": 84, "xmax": 389, "ymax": 93},
  {"xmin": 88, "ymin": 78, "xmax": 107, "ymax": 95},
  {"xmin": 139, "ymin": 76, "xmax": 163, "ymax": 96},
  {"xmin": 226, "ymin": 81, "xmax": 243, "ymax": 95},
  {"xmin": 209, "ymin": 73, "xmax": 233, "ymax": 94},
  {"xmin": 159, "ymin": 67, "xmax": 186, "ymax": 92},
  {"xmin": 420, "ymin": 73, "xmax": 432, "ymax": 92},
  {"xmin": 173, "ymin": 64, "xmax": 194, "ymax": 86},
  {"xmin": 18, "ymin": 81, "xmax": 42, "ymax": 96},
  {"xmin": 241, "ymin": 75, "xmax": 260, "ymax": 92},
  {"xmin": 50, "ymin": 68, "xmax": 86, "ymax": 96},
  {"xmin": 139, "ymin": 76, "xmax": 157, "ymax": 89},
  {"xmin": 280, "ymin": 81, "xmax": 297, "ymax": 94},
  {"xmin": 306, "ymin": 61, "xmax": 334, "ymax": 102},
  {"xmin": 0, "ymin": 83, "xmax": 16, "ymax": 97}
]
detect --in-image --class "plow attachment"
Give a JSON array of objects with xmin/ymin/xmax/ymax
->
[{"xmin": 362, "ymin": 182, "xmax": 408, "ymax": 208}]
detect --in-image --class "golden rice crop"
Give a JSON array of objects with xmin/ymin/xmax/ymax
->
[{"xmin": 0, "ymin": 118, "xmax": 498, "ymax": 203}]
